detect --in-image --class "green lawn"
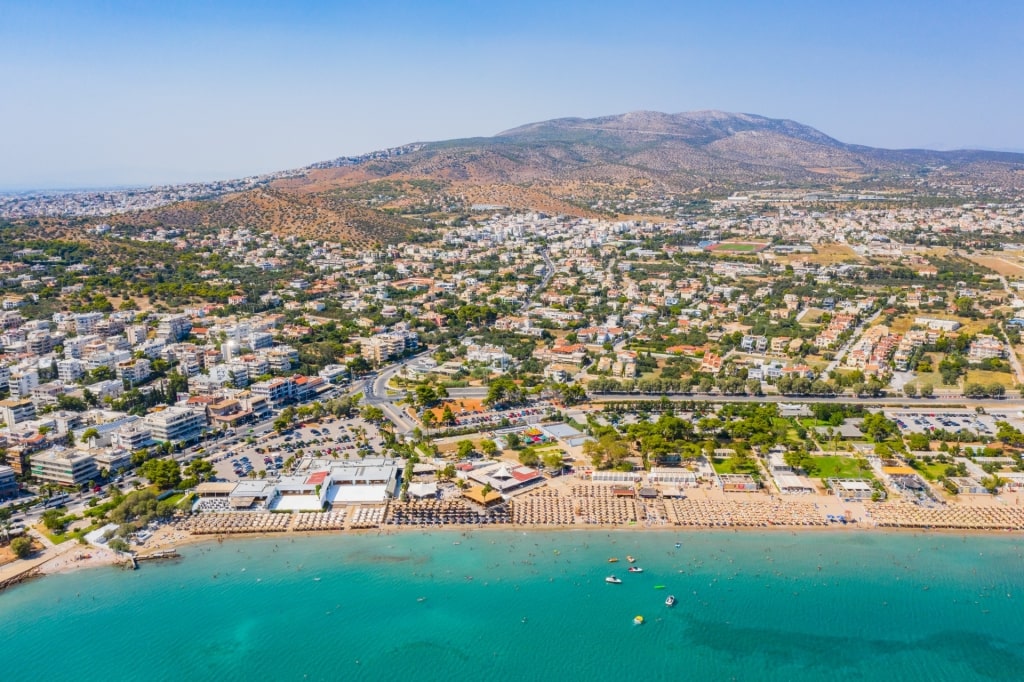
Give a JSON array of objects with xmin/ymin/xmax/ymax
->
[
  {"xmin": 805, "ymin": 455, "xmax": 874, "ymax": 479},
  {"xmin": 912, "ymin": 461, "xmax": 949, "ymax": 481},
  {"xmin": 712, "ymin": 457, "xmax": 760, "ymax": 476},
  {"xmin": 908, "ymin": 354, "xmax": 947, "ymax": 389},
  {"xmin": 709, "ymin": 242, "xmax": 767, "ymax": 253}
]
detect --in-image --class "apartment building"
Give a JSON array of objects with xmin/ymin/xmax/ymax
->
[
  {"xmin": 0, "ymin": 397, "xmax": 36, "ymax": 427},
  {"xmin": 142, "ymin": 406, "xmax": 207, "ymax": 444},
  {"xmin": 31, "ymin": 449, "xmax": 100, "ymax": 487}
]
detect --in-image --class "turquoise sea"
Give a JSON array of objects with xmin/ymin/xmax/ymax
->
[{"xmin": 3, "ymin": 530, "xmax": 1024, "ymax": 681}]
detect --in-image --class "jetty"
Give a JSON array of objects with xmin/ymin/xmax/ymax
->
[{"xmin": 136, "ymin": 550, "xmax": 181, "ymax": 562}]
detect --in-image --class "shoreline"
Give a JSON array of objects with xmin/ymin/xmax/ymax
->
[
  {"xmin": 8, "ymin": 493, "xmax": 1023, "ymax": 589},
  {"xmin": 5, "ymin": 520, "xmax": 1022, "ymax": 591}
]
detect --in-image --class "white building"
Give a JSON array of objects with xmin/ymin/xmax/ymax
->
[
  {"xmin": 143, "ymin": 406, "xmax": 207, "ymax": 444},
  {"xmin": 0, "ymin": 398, "xmax": 36, "ymax": 427}
]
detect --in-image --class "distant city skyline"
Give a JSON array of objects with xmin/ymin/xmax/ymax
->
[{"xmin": 1, "ymin": 0, "xmax": 1022, "ymax": 190}]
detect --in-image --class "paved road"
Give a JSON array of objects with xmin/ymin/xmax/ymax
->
[
  {"xmin": 363, "ymin": 353, "xmax": 429, "ymax": 435},
  {"xmin": 824, "ymin": 301, "xmax": 888, "ymax": 376},
  {"xmin": 588, "ymin": 391, "xmax": 1024, "ymax": 411},
  {"xmin": 446, "ymin": 387, "xmax": 488, "ymax": 399},
  {"xmin": 523, "ymin": 249, "xmax": 554, "ymax": 312},
  {"xmin": 989, "ymin": 269, "xmax": 1024, "ymax": 385}
]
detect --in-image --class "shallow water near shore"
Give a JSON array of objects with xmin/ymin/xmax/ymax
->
[{"xmin": 3, "ymin": 530, "xmax": 1024, "ymax": 681}]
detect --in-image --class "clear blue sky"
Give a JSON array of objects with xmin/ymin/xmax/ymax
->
[{"xmin": 1, "ymin": 0, "xmax": 1022, "ymax": 190}]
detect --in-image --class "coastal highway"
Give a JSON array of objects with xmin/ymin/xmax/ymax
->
[
  {"xmin": 370, "ymin": 383, "xmax": 1019, "ymax": 409},
  {"xmin": 363, "ymin": 352, "xmax": 430, "ymax": 435},
  {"xmin": 587, "ymin": 392, "xmax": 1024, "ymax": 410}
]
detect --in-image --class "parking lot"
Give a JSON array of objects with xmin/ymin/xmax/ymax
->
[
  {"xmin": 450, "ymin": 405, "xmax": 552, "ymax": 428},
  {"xmin": 205, "ymin": 416, "xmax": 386, "ymax": 482},
  {"xmin": 884, "ymin": 410, "xmax": 1000, "ymax": 436}
]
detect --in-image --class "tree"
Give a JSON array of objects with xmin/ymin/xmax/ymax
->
[
  {"xmin": 81, "ymin": 427, "xmax": 100, "ymax": 444},
  {"xmin": 583, "ymin": 433, "xmax": 629, "ymax": 470},
  {"xmin": 481, "ymin": 482, "xmax": 495, "ymax": 498},
  {"xmin": 919, "ymin": 383, "xmax": 935, "ymax": 398},
  {"xmin": 542, "ymin": 451, "xmax": 565, "ymax": 471},
  {"xmin": 139, "ymin": 458, "xmax": 182, "ymax": 490},
  {"xmin": 414, "ymin": 385, "xmax": 438, "ymax": 409},
  {"xmin": 518, "ymin": 449, "xmax": 540, "ymax": 466},
  {"xmin": 861, "ymin": 413, "xmax": 898, "ymax": 442},
  {"xmin": 456, "ymin": 440, "xmax": 476, "ymax": 459},
  {"xmin": 108, "ymin": 538, "xmax": 130, "ymax": 553},
  {"xmin": 982, "ymin": 474, "xmax": 1004, "ymax": 494},
  {"xmin": 11, "ymin": 536, "xmax": 33, "ymax": 559},
  {"xmin": 906, "ymin": 432, "xmax": 931, "ymax": 451},
  {"xmin": 903, "ymin": 383, "xmax": 918, "ymax": 397},
  {"xmin": 361, "ymin": 405, "xmax": 385, "ymax": 423},
  {"xmin": 56, "ymin": 394, "xmax": 88, "ymax": 412},
  {"xmin": 0, "ymin": 507, "xmax": 12, "ymax": 543},
  {"xmin": 421, "ymin": 409, "xmax": 436, "ymax": 428},
  {"xmin": 441, "ymin": 405, "xmax": 456, "ymax": 426},
  {"xmin": 437, "ymin": 463, "xmax": 456, "ymax": 482},
  {"xmin": 42, "ymin": 509, "xmax": 67, "ymax": 533},
  {"xmin": 559, "ymin": 383, "xmax": 587, "ymax": 406},
  {"xmin": 185, "ymin": 458, "xmax": 214, "ymax": 482},
  {"xmin": 166, "ymin": 371, "xmax": 189, "ymax": 404},
  {"xmin": 964, "ymin": 382, "xmax": 986, "ymax": 398},
  {"xmin": 479, "ymin": 439, "xmax": 498, "ymax": 457}
]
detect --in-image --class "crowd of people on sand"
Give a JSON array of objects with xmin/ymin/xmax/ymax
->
[
  {"xmin": 869, "ymin": 503, "xmax": 1024, "ymax": 530},
  {"xmin": 387, "ymin": 500, "xmax": 511, "ymax": 526},
  {"xmin": 37, "ymin": 546, "xmax": 123, "ymax": 575}
]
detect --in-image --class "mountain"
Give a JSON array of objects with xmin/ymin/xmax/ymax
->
[
  {"xmin": 286, "ymin": 110, "xmax": 1024, "ymax": 192},
  {"xmin": 84, "ymin": 111, "xmax": 1024, "ymax": 242}
]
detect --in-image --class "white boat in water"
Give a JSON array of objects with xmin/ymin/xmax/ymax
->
[
  {"xmin": 605, "ymin": 576, "xmax": 622, "ymax": 584},
  {"xmin": 665, "ymin": 595, "xmax": 677, "ymax": 607}
]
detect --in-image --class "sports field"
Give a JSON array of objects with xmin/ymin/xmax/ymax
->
[{"xmin": 706, "ymin": 241, "xmax": 769, "ymax": 253}]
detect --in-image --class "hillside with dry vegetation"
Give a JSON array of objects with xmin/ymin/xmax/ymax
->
[
  {"xmin": 69, "ymin": 110, "xmax": 1024, "ymax": 241},
  {"xmin": 105, "ymin": 188, "xmax": 421, "ymax": 245}
]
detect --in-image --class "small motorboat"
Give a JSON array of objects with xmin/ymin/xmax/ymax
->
[
  {"xmin": 608, "ymin": 557, "xmax": 619, "ymax": 563},
  {"xmin": 674, "ymin": 542, "xmax": 682, "ymax": 549},
  {"xmin": 665, "ymin": 595, "xmax": 677, "ymax": 607},
  {"xmin": 633, "ymin": 615, "xmax": 645, "ymax": 625},
  {"xmin": 626, "ymin": 555, "xmax": 636, "ymax": 563},
  {"xmin": 605, "ymin": 576, "xmax": 622, "ymax": 584},
  {"xmin": 627, "ymin": 566, "xmax": 643, "ymax": 573}
]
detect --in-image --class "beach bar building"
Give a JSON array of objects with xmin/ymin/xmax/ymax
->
[
  {"xmin": 589, "ymin": 470, "xmax": 643, "ymax": 484},
  {"xmin": 828, "ymin": 478, "xmax": 875, "ymax": 501},
  {"xmin": 719, "ymin": 474, "xmax": 760, "ymax": 492},
  {"xmin": 466, "ymin": 463, "xmax": 542, "ymax": 497},
  {"xmin": 772, "ymin": 473, "xmax": 815, "ymax": 494},
  {"xmin": 647, "ymin": 468, "xmax": 699, "ymax": 488},
  {"xmin": 948, "ymin": 477, "xmax": 988, "ymax": 495}
]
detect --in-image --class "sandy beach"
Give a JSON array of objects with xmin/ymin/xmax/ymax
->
[{"xmin": 6, "ymin": 482, "xmax": 1022, "ymax": 590}]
